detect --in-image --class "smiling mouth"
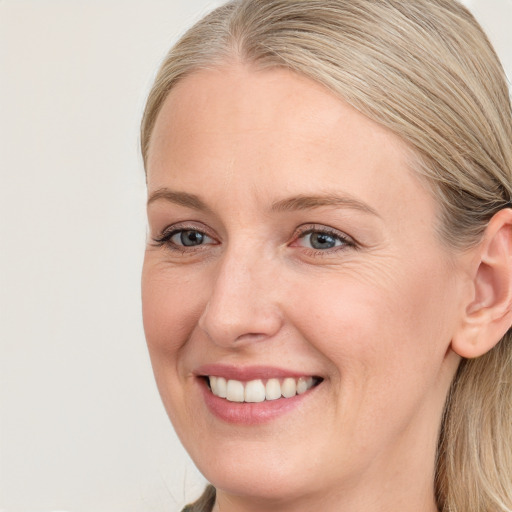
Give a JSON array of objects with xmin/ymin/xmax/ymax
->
[{"xmin": 205, "ymin": 376, "xmax": 323, "ymax": 403}]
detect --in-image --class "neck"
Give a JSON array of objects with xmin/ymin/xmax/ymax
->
[{"xmin": 213, "ymin": 486, "xmax": 439, "ymax": 512}]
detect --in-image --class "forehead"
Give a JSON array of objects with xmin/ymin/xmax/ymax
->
[
  {"xmin": 146, "ymin": 63, "xmax": 433, "ymax": 222},
  {"xmin": 148, "ymin": 63, "xmax": 407, "ymax": 163}
]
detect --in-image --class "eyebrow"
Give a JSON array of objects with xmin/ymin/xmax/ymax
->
[
  {"xmin": 147, "ymin": 188, "xmax": 212, "ymax": 213},
  {"xmin": 147, "ymin": 188, "xmax": 379, "ymax": 218},
  {"xmin": 270, "ymin": 194, "xmax": 380, "ymax": 217}
]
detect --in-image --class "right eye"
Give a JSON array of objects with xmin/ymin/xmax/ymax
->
[
  {"xmin": 152, "ymin": 226, "xmax": 217, "ymax": 251},
  {"xmin": 170, "ymin": 229, "xmax": 213, "ymax": 247}
]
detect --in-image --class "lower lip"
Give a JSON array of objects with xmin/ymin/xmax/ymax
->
[{"xmin": 199, "ymin": 378, "xmax": 316, "ymax": 425}]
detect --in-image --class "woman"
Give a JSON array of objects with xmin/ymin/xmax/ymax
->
[{"xmin": 140, "ymin": 1, "xmax": 512, "ymax": 511}]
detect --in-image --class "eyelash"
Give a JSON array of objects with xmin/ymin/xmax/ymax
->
[
  {"xmin": 151, "ymin": 224, "xmax": 356, "ymax": 255},
  {"xmin": 293, "ymin": 225, "xmax": 356, "ymax": 255},
  {"xmin": 151, "ymin": 224, "xmax": 216, "ymax": 252}
]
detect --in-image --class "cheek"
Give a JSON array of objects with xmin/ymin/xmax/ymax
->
[
  {"xmin": 141, "ymin": 261, "xmax": 205, "ymax": 363},
  {"xmin": 287, "ymin": 266, "xmax": 456, "ymax": 452},
  {"xmin": 141, "ymin": 263, "xmax": 204, "ymax": 428},
  {"xmin": 290, "ymin": 258, "xmax": 458, "ymax": 390}
]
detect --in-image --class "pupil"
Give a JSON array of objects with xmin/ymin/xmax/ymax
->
[
  {"xmin": 311, "ymin": 232, "xmax": 335, "ymax": 249},
  {"xmin": 181, "ymin": 230, "xmax": 204, "ymax": 246}
]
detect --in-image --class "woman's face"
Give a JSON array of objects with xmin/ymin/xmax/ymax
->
[{"xmin": 142, "ymin": 64, "xmax": 466, "ymax": 508}]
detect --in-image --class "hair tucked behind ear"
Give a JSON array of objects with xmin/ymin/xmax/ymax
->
[{"xmin": 141, "ymin": 2, "xmax": 512, "ymax": 511}]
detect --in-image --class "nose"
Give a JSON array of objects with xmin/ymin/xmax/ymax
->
[{"xmin": 198, "ymin": 248, "xmax": 284, "ymax": 347}]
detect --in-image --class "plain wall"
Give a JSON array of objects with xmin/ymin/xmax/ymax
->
[{"xmin": 1, "ymin": 1, "xmax": 511, "ymax": 511}]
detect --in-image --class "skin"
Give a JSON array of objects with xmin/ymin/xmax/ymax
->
[{"xmin": 142, "ymin": 63, "xmax": 477, "ymax": 512}]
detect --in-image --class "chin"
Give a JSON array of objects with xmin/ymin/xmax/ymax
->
[
  {"xmin": 179, "ymin": 426, "xmax": 333, "ymax": 504},
  {"xmin": 198, "ymin": 454, "xmax": 315, "ymax": 503}
]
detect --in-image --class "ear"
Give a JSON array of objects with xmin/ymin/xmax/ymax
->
[{"xmin": 451, "ymin": 208, "xmax": 512, "ymax": 359}]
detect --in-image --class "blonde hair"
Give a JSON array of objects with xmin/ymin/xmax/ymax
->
[{"xmin": 141, "ymin": 1, "xmax": 512, "ymax": 511}]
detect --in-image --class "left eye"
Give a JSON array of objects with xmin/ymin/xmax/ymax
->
[
  {"xmin": 297, "ymin": 231, "xmax": 347, "ymax": 250},
  {"xmin": 170, "ymin": 230, "xmax": 213, "ymax": 247}
]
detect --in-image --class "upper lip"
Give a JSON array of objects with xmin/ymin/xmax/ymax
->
[{"xmin": 194, "ymin": 364, "xmax": 319, "ymax": 381}]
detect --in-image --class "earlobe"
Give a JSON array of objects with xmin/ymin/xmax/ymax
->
[{"xmin": 451, "ymin": 208, "xmax": 512, "ymax": 359}]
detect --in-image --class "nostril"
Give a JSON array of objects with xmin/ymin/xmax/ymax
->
[
  {"xmin": 198, "ymin": 311, "xmax": 283, "ymax": 348},
  {"xmin": 234, "ymin": 332, "xmax": 270, "ymax": 343}
]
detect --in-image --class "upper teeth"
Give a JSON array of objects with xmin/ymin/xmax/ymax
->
[{"xmin": 208, "ymin": 376, "xmax": 316, "ymax": 403}]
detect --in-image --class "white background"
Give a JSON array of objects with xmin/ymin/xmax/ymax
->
[{"xmin": 1, "ymin": 1, "xmax": 511, "ymax": 511}]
